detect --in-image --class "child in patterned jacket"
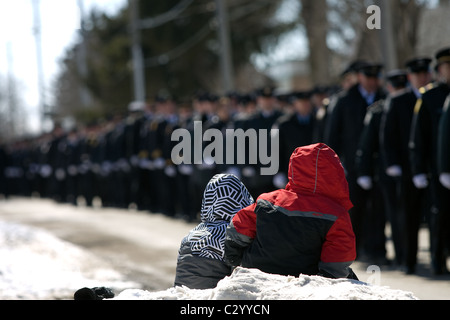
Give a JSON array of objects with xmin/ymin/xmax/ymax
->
[{"xmin": 174, "ymin": 173, "xmax": 254, "ymax": 289}]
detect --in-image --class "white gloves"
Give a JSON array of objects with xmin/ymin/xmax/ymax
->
[
  {"xmin": 273, "ymin": 173, "xmax": 288, "ymax": 189},
  {"xmin": 412, "ymin": 174, "xmax": 428, "ymax": 189},
  {"xmin": 178, "ymin": 164, "xmax": 193, "ymax": 175},
  {"xmin": 242, "ymin": 166, "xmax": 256, "ymax": 178},
  {"xmin": 357, "ymin": 176, "xmax": 373, "ymax": 190},
  {"xmin": 225, "ymin": 166, "xmax": 241, "ymax": 179},
  {"xmin": 164, "ymin": 165, "xmax": 177, "ymax": 177},
  {"xmin": 153, "ymin": 157, "xmax": 165, "ymax": 170},
  {"xmin": 386, "ymin": 165, "xmax": 402, "ymax": 177},
  {"xmin": 440, "ymin": 173, "xmax": 450, "ymax": 190}
]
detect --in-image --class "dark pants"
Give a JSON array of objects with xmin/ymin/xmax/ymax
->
[
  {"xmin": 347, "ymin": 173, "xmax": 370, "ymax": 258},
  {"xmin": 428, "ymin": 177, "xmax": 450, "ymax": 274},
  {"xmin": 401, "ymin": 177, "xmax": 426, "ymax": 271}
]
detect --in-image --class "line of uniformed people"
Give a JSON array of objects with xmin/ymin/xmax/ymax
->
[
  {"xmin": 0, "ymin": 86, "xmax": 330, "ymax": 219},
  {"xmin": 1, "ymin": 47, "xmax": 450, "ymax": 276},
  {"xmin": 327, "ymin": 47, "xmax": 450, "ymax": 276}
]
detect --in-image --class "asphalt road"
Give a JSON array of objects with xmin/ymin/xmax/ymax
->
[{"xmin": 1, "ymin": 196, "xmax": 449, "ymax": 300}]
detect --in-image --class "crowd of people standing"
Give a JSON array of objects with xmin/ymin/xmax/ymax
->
[{"xmin": 1, "ymin": 46, "xmax": 450, "ymax": 276}]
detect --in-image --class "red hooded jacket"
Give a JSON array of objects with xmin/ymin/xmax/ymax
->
[{"xmin": 225, "ymin": 143, "xmax": 356, "ymax": 278}]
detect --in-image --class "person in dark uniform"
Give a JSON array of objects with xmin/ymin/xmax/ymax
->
[
  {"xmin": 410, "ymin": 47, "xmax": 450, "ymax": 275},
  {"xmin": 188, "ymin": 92, "xmax": 221, "ymax": 216},
  {"xmin": 239, "ymin": 86, "xmax": 283, "ymax": 199},
  {"xmin": 324, "ymin": 61, "xmax": 386, "ymax": 258},
  {"xmin": 314, "ymin": 61, "xmax": 364, "ymax": 143},
  {"xmin": 78, "ymin": 124, "xmax": 103, "ymax": 207},
  {"xmin": 380, "ymin": 57, "xmax": 433, "ymax": 273},
  {"xmin": 122, "ymin": 101, "xmax": 147, "ymax": 209},
  {"xmin": 2, "ymin": 142, "xmax": 23, "ymax": 197},
  {"xmin": 171, "ymin": 101, "xmax": 196, "ymax": 221},
  {"xmin": 438, "ymin": 93, "xmax": 450, "ymax": 260},
  {"xmin": 161, "ymin": 95, "xmax": 181, "ymax": 217},
  {"xmin": 134, "ymin": 101, "xmax": 154, "ymax": 212},
  {"xmin": 311, "ymin": 85, "xmax": 332, "ymax": 143},
  {"xmin": 0, "ymin": 142, "xmax": 7, "ymax": 198},
  {"xmin": 222, "ymin": 92, "xmax": 257, "ymax": 187},
  {"xmin": 29, "ymin": 134, "xmax": 49, "ymax": 198},
  {"xmin": 438, "ymin": 94, "xmax": 450, "ymax": 190},
  {"xmin": 144, "ymin": 93, "xmax": 180, "ymax": 216},
  {"xmin": 356, "ymin": 69, "xmax": 409, "ymax": 265},
  {"xmin": 340, "ymin": 60, "xmax": 367, "ymax": 92},
  {"xmin": 106, "ymin": 114, "xmax": 128, "ymax": 208},
  {"xmin": 45, "ymin": 125, "xmax": 68, "ymax": 203},
  {"xmin": 272, "ymin": 90, "xmax": 316, "ymax": 189},
  {"xmin": 98, "ymin": 118, "xmax": 117, "ymax": 207},
  {"xmin": 65, "ymin": 128, "xmax": 82, "ymax": 205}
]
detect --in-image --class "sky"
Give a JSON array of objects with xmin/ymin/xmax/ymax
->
[{"xmin": 0, "ymin": 0, "xmax": 127, "ymax": 135}]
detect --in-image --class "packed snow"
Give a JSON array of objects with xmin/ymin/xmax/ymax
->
[
  {"xmin": 0, "ymin": 220, "xmax": 140, "ymax": 300},
  {"xmin": 114, "ymin": 267, "xmax": 418, "ymax": 300},
  {"xmin": 0, "ymin": 219, "xmax": 418, "ymax": 300}
]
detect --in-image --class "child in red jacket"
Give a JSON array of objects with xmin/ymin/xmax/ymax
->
[{"xmin": 224, "ymin": 143, "xmax": 357, "ymax": 279}]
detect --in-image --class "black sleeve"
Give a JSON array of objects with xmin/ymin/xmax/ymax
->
[{"xmin": 224, "ymin": 221, "xmax": 254, "ymax": 267}]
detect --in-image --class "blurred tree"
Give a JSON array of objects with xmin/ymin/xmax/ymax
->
[
  {"xmin": 301, "ymin": 0, "xmax": 331, "ymax": 83},
  {"xmin": 52, "ymin": 0, "xmax": 440, "ymax": 124},
  {"xmin": 390, "ymin": 0, "xmax": 433, "ymax": 65},
  {"xmin": 53, "ymin": 0, "xmax": 294, "ymax": 121},
  {"xmin": 139, "ymin": 0, "xmax": 295, "ymax": 97},
  {"xmin": 54, "ymin": 8, "xmax": 131, "ymax": 118},
  {"xmin": 0, "ymin": 74, "xmax": 26, "ymax": 140},
  {"xmin": 326, "ymin": 0, "xmax": 434, "ymax": 73}
]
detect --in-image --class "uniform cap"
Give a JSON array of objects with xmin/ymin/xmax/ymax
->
[
  {"xmin": 341, "ymin": 60, "xmax": 368, "ymax": 77},
  {"xmin": 435, "ymin": 47, "xmax": 450, "ymax": 66},
  {"xmin": 405, "ymin": 57, "xmax": 432, "ymax": 73},
  {"xmin": 385, "ymin": 69, "xmax": 408, "ymax": 88},
  {"xmin": 128, "ymin": 101, "xmax": 146, "ymax": 112},
  {"xmin": 290, "ymin": 90, "xmax": 313, "ymax": 102},
  {"xmin": 255, "ymin": 86, "xmax": 275, "ymax": 97},
  {"xmin": 357, "ymin": 62, "xmax": 383, "ymax": 77}
]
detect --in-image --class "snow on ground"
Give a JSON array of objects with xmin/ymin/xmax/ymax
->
[
  {"xmin": 0, "ymin": 219, "xmax": 418, "ymax": 300},
  {"xmin": 115, "ymin": 267, "xmax": 418, "ymax": 300},
  {"xmin": 0, "ymin": 220, "xmax": 140, "ymax": 300}
]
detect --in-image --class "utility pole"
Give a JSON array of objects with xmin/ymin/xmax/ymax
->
[
  {"xmin": 77, "ymin": 0, "xmax": 92, "ymax": 108},
  {"xmin": 6, "ymin": 42, "xmax": 17, "ymax": 139},
  {"xmin": 215, "ymin": 0, "xmax": 235, "ymax": 93},
  {"xmin": 128, "ymin": 0, "xmax": 146, "ymax": 103},
  {"xmin": 379, "ymin": 0, "xmax": 398, "ymax": 71},
  {"xmin": 31, "ymin": 0, "xmax": 48, "ymax": 132}
]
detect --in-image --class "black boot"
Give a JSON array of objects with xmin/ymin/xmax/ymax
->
[{"xmin": 74, "ymin": 287, "xmax": 115, "ymax": 300}]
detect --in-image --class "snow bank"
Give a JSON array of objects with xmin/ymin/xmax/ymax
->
[
  {"xmin": 0, "ymin": 221, "xmax": 140, "ymax": 300},
  {"xmin": 115, "ymin": 267, "xmax": 418, "ymax": 300}
]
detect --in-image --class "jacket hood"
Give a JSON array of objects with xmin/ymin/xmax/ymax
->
[
  {"xmin": 201, "ymin": 173, "xmax": 254, "ymax": 222},
  {"xmin": 285, "ymin": 143, "xmax": 353, "ymax": 211}
]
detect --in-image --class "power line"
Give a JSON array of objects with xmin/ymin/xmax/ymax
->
[
  {"xmin": 215, "ymin": 0, "xmax": 234, "ymax": 92},
  {"xmin": 129, "ymin": 0, "xmax": 146, "ymax": 103},
  {"xmin": 144, "ymin": 22, "xmax": 213, "ymax": 67},
  {"xmin": 139, "ymin": 0, "xmax": 194, "ymax": 29},
  {"xmin": 31, "ymin": 0, "xmax": 48, "ymax": 132},
  {"xmin": 143, "ymin": 0, "xmax": 273, "ymax": 68}
]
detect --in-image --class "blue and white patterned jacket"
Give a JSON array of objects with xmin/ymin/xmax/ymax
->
[{"xmin": 174, "ymin": 173, "xmax": 253, "ymax": 289}]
